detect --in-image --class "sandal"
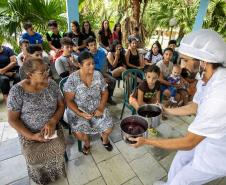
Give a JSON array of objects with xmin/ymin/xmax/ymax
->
[
  {"xmin": 82, "ymin": 145, "xmax": 91, "ymax": 155},
  {"xmin": 100, "ymin": 137, "xmax": 113, "ymax": 151}
]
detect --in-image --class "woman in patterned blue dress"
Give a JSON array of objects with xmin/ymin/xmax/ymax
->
[{"xmin": 64, "ymin": 51, "xmax": 113, "ymax": 154}]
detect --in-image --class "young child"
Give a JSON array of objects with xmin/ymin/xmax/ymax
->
[
  {"xmin": 129, "ymin": 65, "xmax": 161, "ymax": 110},
  {"xmin": 167, "ymin": 65, "xmax": 188, "ymax": 103}
]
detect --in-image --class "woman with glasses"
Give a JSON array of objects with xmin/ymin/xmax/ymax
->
[
  {"xmin": 7, "ymin": 58, "xmax": 66, "ymax": 185},
  {"xmin": 82, "ymin": 20, "xmax": 96, "ymax": 40},
  {"xmin": 64, "ymin": 51, "xmax": 113, "ymax": 155}
]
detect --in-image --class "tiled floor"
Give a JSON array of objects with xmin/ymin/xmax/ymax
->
[{"xmin": 0, "ymin": 87, "xmax": 225, "ymax": 185}]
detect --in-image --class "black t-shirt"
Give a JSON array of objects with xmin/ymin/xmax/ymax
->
[
  {"xmin": 128, "ymin": 49, "xmax": 140, "ymax": 67},
  {"xmin": 46, "ymin": 31, "xmax": 64, "ymax": 49},
  {"xmin": 64, "ymin": 32, "xmax": 84, "ymax": 47},
  {"xmin": 132, "ymin": 80, "xmax": 160, "ymax": 103},
  {"xmin": 108, "ymin": 50, "xmax": 126, "ymax": 70},
  {"xmin": 0, "ymin": 46, "xmax": 15, "ymax": 69},
  {"xmin": 98, "ymin": 30, "xmax": 111, "ymax": 47},
  {"xmin": 82, "ymin": 31, "xmax": 96, "ymax": 40}
]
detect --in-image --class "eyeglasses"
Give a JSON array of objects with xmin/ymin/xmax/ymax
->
[{"xmin": 34, "ymin": 68, "xmax": 50, "ymax": 76}]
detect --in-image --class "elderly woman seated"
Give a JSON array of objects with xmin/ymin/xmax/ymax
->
[
  {"xmin": 64, "ymin": 51, "xmax": 113, "ymax": 155},
  {"xmin": 7, "ymin": 58, "xmax": 66, "ymax": 185}
]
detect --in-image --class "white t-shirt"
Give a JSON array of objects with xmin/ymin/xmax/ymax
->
[
  {"xmin": 144, "ymin": 51, "xmax": 162, "ymax": 64},
  {"xmin": 189, "ymin": 67, "xmax": 226, "ymax": 175},
  {"xmin": 156, "ymin": 60, "xmax": 173, "ymax": 79}
]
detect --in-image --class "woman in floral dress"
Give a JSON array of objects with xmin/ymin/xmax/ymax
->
[
  {"xmin": 64, "ymin": 51, "xmax": 113, "ymax": 154},
  {"xmin": 7, "ymin": 58, "xmax": 66, "ymax": 185}
]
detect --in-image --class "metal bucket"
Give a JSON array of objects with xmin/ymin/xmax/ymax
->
[
  {"xmin": 120, "ymin": 115, "xmax": 148, "ymax": 144},
  {"xmin": 137, "ymin": 104, "xmax": 162, "ymax": 128}
]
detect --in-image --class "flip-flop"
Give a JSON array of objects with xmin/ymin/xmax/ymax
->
[
  {"xmin": 100, "ymin": 137, "xmax": 113, "ymax": 151},
  {"xmin": 82, "ymin": 145, "xmax": 91, "ymax": 155}
]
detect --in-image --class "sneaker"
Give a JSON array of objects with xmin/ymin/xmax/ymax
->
[
  {"xmin": 153, "ymin": 181, "xmax": 166, "ymax": 185},
  {"xmin": 107, "ymin": 98, "xmax": 117, "ymax": 105},
  {"xmin": 169, "ymin": 97, "xmax": 177, "ymax": 104}
]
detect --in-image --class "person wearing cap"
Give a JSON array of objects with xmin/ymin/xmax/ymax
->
[
  {"xmin": 129, "ymin": 29, "xmax": 226, "ymax": 185},
  {"xmin": 17, "ymin": 39, "xmax": 30, "ymax": 67}
]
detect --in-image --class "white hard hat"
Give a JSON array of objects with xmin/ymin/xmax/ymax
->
[{"xmin": 178, "ymin": 29, "xmax": 226, "ymax": 65}]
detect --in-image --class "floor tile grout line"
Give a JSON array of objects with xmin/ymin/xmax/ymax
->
[
  {"xmin": 115, "ymin": 146, "xmax": 147, "ymax": 185},
  {"xmin": 5, "ymin": 175, "xmax": 28, "ymax": 185},
  {"xmin": 0, "ymin": 153, "xmax": 22, "ymax": 162},
  {"xmin": 121, "ymin": 176, "xmax": 144, "ymax": 185},
  {"xmin": 83, "ymin": 176, "xmax": 105, "ymax": 185},
  {"xmin": 0, "ymin": 122, "xmax": 6, "ymax": 142},
  {"xmin": 90, "ymin": 151, "xmax": 108, "ymax": 185}
]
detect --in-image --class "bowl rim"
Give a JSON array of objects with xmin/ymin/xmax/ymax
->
[{"xmin": 120, "ymin": 115, "xmax": 148, "ymax": 134}]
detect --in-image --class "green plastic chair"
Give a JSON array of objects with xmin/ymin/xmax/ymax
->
[
  {"xmin": 59, "ymin": 77, "xmax": 82, "ymax": 153},
  {"xmin": 120, "ymin": 69, "xmax": 145, "ymax": 119}
]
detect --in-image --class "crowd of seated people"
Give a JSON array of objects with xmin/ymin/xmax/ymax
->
[
  {"xmin": 1, "ymin": 19, "xmax": 198, "ymax": 184},
  {"xmin": 0, "ymin": 19, "xmax": 198, "ymax": 106}
]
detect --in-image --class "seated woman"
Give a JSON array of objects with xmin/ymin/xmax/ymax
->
[
  {"xmin": 64, "ymin": 20, "xmax": 86, "ymax": 52},
  {"xmin": 125, "ymin": 37, "xmax": 144, "ymax": 69},
  {"xmin": 82, "ymin": 20, "xmax": 96, "ymax": 40},
  {"xmin": 107, "ymin": 40, "xmax": 127, "ymax": 78},
  {"xmin": 64, "ymin": 51, "xmax": 113, "ymax": 155},
  {"xmin": 144, "ymin": 41, "xmax": 163, "ymax": 65},
  {"xmin": 98, "ymin": 20, "xmax": 112, "ymax": 52},
  {"xmin": 112, "ymin": 23, "xmax": 122, "ymax": 43},
  {"xmin": 129, "ymin": 65, "xmax": 161, "ymax": 110},
  {"xmin": 0, "ymin": 43, "xmax": 20, "ymax": 103},
  {"xmin": 7, "ymin": 58, "xmax": 66, "ymax": 185}
]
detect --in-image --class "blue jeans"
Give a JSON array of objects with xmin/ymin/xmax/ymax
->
[{"xmin": 160, "ymin": 85, "xmax": 177, "ymax": 97}]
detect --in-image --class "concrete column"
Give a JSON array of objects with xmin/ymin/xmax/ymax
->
[
  {"xmin": 66, "ymin": 0, "xmax": 79, "ymax": 31},
  {"xmin": 192, "ymin": 0, "xmax": 210, "ymax": 31}
]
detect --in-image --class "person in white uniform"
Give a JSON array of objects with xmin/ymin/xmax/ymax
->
[{"xmin": 129, "ymin": 29, "xmax": 226, "ymax": 185}]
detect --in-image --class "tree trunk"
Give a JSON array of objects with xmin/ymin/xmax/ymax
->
[
  {"xmin": 177, "ymin": 26, "xmax": 185, "ymax": 44},
  {"xmin": 131, "ymin": 0, "xmax": 141, "ymax": 26}
]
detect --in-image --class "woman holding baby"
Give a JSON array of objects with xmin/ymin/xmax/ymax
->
[{"xmin": 7, "ymin": 57, "xmax": 66, "ymax": 185}]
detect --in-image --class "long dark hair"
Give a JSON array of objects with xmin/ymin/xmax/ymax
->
[
  {"xmin": 82, "ymin": 20, "xmax": 92, "ymax": 34},
  {"xmin": 71, "ymin": 20, "xmax": 81, "ymax": 34},
  {"xmin": 100, "ymin": 20, "xmax": 112, "ymax": 39},
  {"xmin": 113, "ymin": 22, "xmax": 122, "ymax": 41},
  {"xmin": 110, "ymin": 40, "xmax": 126, "ymax": 64},
  {"xmin": 149, "ymin": 41, "xmax": 163, "ymax": 61},
  {"xmin": 151, "ymin": 41, "xmax": 162, "ymax": 55}
]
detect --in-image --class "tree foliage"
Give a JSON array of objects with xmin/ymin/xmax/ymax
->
[{"xmin": 0, "ymin": 0, "xmax": 225, "ymax": 50}]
